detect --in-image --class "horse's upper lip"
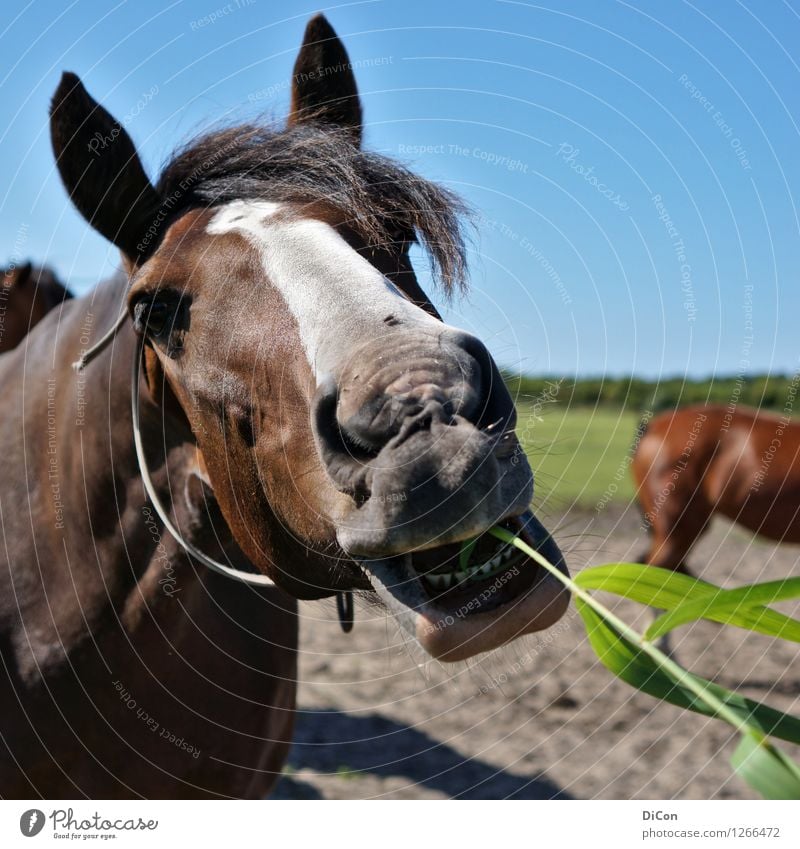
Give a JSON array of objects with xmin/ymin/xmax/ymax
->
[{"xmin": 356, "ymin": 511, "xmax": 569, "ymax": 661}]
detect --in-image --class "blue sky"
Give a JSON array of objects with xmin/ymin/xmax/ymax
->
[{"xmin": 1, "ymin": 0, "xmax": 798, "ymax": 379}]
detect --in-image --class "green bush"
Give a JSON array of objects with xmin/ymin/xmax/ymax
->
[{"xmin": 503, "ymin": 370, "xmax": 800, "ymax": 415}]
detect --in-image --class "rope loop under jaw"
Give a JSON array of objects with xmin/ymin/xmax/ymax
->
[
  {"xmin": 72, "ymin": 311, "xmax": 358, "ymax": 627},
  {"xmin": 131, "ymin": 334, "xmax": 277, "ymax": 587},
  {"xmin": 73, "ymin": 312, "xmax": 275, "ymax": 585}
]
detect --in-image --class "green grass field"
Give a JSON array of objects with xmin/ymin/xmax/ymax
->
[{"xmin": 514, "ymin": 402, "xmax": 641, "ymax": 510}]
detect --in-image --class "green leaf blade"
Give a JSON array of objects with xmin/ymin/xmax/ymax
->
[
  {"xmin": 575, "ymin": 598, "xmax": 800, "ymax": 745},
  {"xmin": 731, "ymin": 734, "xmax": 800, "ymax": 800},
  {"xmin": 578, "ymin": 564, "xmax": 800, "ymax": 642},
  {"xmin": 493, "ymin": 528, "xmax": 800, "ymax": 798},
  {"xmin": 647, "ymin": 579, "xmax": 800, "ymax": 642}
]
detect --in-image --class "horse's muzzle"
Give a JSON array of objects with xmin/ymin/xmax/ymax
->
[
  {"xmin": 311, "ymin": 328, "xmax": 533, "ymax": 555},
  {"xmin": 310, "ymin": 329, "xmax": 569, "ymax": 660},
  {"xmin": 358, "ymin": 511, "xmax": 570, "ymax": 661}
]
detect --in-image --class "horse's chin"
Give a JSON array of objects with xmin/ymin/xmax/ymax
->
[{"xmin": 356, "ymin": 512, "xmax": 569, "ymax": 662}]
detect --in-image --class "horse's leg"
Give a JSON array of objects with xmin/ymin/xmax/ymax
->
[
  {"xmin": 641, "ymin": 484, "xmax": 715, "ymax": 577},
  {"xmin": 636, "ymin": 484, "xmax": 714, "ymax": 655}
]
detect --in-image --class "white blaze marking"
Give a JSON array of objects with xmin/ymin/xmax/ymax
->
[{"xmin": 207, "ymin": 200, "xmax": 441, "ymax": 380}]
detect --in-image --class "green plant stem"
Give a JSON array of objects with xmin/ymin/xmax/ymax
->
[{"xmin": 489, "ymin": 526, "xmax": 767, "ymax": 742}]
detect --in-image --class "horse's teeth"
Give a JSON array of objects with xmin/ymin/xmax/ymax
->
[
  {"xmin": 426, "ymin": 572, "xmax": 451, "ymax": 589},
  {"xmin": 424, "ymin": 546, "xmax": 521, "ymax": 590}
]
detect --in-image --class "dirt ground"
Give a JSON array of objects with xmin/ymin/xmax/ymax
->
[{"xmin": 272, "ymin": 503, "xmax": 800, "ymax": 800}]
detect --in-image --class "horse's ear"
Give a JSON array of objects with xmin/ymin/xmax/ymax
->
[
  {"xmin": 288, "ymin": 15, "xmax": 362, "ymax": 145},
  {"xmin": 50, "ymin": 72, "xmax": 161, "ymax": 263},
  {"xmin": 13, "ymin": 262, "xmax": 33, "ymax": 287}
]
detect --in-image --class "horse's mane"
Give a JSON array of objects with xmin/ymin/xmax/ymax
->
[{"xmin": 153, "ymin": 122, "xmax": 469, "ymax": 295}]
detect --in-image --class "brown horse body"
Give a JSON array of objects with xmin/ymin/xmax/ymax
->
[
  {"xmin": 0, "ymin": 262, "xmax": 72, "ymax": 353},
  {"xmin": 0, "ymin": 16, "xmax": 568, "ymax": 797},
  {"xmin": 0, "ymin": 275, "xmax": 297, "ymax": 797},
  {"xmin": 633, "ymin": 404, "xmax": 800, "ymax": 574}
]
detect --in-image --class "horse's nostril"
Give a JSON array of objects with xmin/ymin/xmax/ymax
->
[
  {"xmin": 396, "ymin": 406, "xmax": 436, "ymax": 444},
  {"xmin": 312, "ymin": 378, "xmax": 374, "ymax": 498},
  {"xmin": 313, "ymin": 331, "xmax": 520, "ymax": 502},
  {"xmin": 440, "ymin": 329, "xmax": 517, "ymax": 433}
]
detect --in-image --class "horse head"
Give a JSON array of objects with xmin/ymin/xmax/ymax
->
[
  {"xmin": 49, "ymin": 14, "xmax": 568, "ymax": 661},
  {"xmin": 0, "ymin": 261, "xmax": 71, "ymax": 352}
]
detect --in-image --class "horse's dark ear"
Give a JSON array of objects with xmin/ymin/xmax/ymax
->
[
  {"xmin": 288, "ymin": 15, "xmax": 362, "ymax": 144},
  {"xmin": 13, "ymin": 261, "xmax": 33, "ymax": 287},
  {"xmin": 50, "ymin": 72, "xmax": 161, "ymax": 262}
]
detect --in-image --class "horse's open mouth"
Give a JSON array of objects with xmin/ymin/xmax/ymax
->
[{"xmin": 359, "ymin": 511, "xmax": 569, "ymax": 661}]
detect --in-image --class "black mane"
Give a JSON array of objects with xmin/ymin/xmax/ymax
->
[{"xmin": 153, "ymin": 122, "xmax": 469, "ymax": 293}]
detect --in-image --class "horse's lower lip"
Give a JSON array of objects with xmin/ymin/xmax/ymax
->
[{"xmin": 358, "ymin": 512, "xmax": 570, "ymax": 661}]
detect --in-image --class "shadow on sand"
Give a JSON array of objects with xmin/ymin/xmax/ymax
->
[{"xmin": 271, "ymin": 707, "xmax": 568, "ymax": 799}]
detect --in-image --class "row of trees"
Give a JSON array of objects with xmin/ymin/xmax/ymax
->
[{"xmin": 502, "ymin": 371, "xmax": 800, "ymax": 413}]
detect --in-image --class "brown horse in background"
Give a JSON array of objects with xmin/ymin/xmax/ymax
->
[
  {"xmin": 633, "ymin": 403, "xmax": 800, "ymax": 575},
  {"xmin": 0, "ymin": 261, "xmax": 72, "ymax": 352},
  {"xmin": 0, "ymin": 15, "xmax": 568, "ymax": 798}
]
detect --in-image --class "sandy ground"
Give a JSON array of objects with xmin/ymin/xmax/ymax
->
[{"xmin": 272, "ymin": 504, "xmax": 800, "ymax": 800}]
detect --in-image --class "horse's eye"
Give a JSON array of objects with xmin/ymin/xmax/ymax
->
[{"xmin": 133, "ymin": 299, "xmax": 173, "ymax": 338}]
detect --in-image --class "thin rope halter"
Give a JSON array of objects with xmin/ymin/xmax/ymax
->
[
  {"xmin": 75, "ymin": 308, "xmax": 358, "ymax": 630},
  {"xmin": 75, "ymin": 311, "xmax": 276, "ymax": 587}
]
